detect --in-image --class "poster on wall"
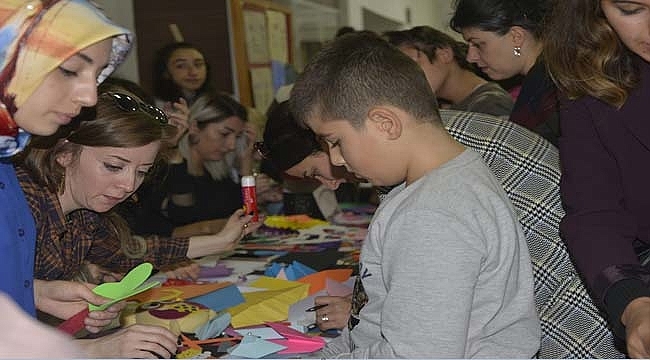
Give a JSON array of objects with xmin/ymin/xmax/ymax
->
[
  {"xmin": 266, "ymin": 10, "xmax": 288, "ymax": 63},
  {"xmin": 243, "ymin": 9, "xmax": 270, "ymax": 64},
  {"xmin": 250, "ymin": 66, "xmax": 274, "ymax": 112}
]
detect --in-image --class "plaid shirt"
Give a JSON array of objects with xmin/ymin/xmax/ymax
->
[
  {"xmin": 441, "ymin": 109, "xmax": 623, "ymax": 358},
  {"xmin": 16, "ymin": 167, "xmax": 190, "ymax": 281}
]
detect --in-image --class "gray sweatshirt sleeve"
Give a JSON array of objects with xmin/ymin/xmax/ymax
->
[
  {"xmin": 370, "ymin": 210, "xmax": 483, "ymax": 357},
  {"xmin": 338, "ymin": 207, "xmax": 537, "ymax": 358}
]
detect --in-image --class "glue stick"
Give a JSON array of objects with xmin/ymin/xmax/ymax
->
[{"xmin": 241, "ymin": 175, "xmax": 258, "ymax": 221}]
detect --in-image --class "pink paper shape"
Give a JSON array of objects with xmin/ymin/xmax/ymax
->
[{"xmin": 265, "ymin": 322, "xmax": 325, "ymax": 354}]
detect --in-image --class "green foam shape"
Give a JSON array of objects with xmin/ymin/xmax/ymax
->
[{"xmin": 89, "ymin": 262, "xmax": 159, "ymax": 311}]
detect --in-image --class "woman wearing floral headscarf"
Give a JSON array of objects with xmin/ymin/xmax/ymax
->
[{"xmin": 0, "ymin": 0, "xmax": 157, "ymax": 357}]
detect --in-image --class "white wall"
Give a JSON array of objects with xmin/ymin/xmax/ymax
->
[
  {"xmin": 341, "ymin": 0, "xmax": 456, "ymax": 35},
  {"xmin": 94, "ymin": 0, "xmax": 460, "ymax": 84},
  {"xmin": 94, "ymin": 0, "xmax": 140, "ymax": 82}
]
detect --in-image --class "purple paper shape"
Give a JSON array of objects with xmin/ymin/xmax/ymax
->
[{"xmin": 198, "ymin": 263, "xmax": 233, "ymax": 278}]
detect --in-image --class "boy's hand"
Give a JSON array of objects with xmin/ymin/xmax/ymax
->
[{"xmin": 314, "ymin": 295, "xmax": 352, "ymax": 330}]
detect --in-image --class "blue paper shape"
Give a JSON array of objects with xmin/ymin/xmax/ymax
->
[
  {"xmin": 195, "ymin": 312, "xmax": 231, "ymax": 340},
  {"xmin": 229, "ymin": 334, "xmax": 287, "ymax": 358},
  {"xmin": 234, "ymin": 327, "xmax": 283, "ymax": 340},
  {"xmin": 290, "ymin": 261, "xmax": 316, "ymax": 278},
  {"xmin": 189, "ymin": 284, "xmax": 245, "ymax": 312},
  {"xmin": 263, "ymin": 261, "xmax": 317, "ymax": 281},
  {"xmin": 264, "ymin": 262, "xmax": 283, "ymax": 277}
]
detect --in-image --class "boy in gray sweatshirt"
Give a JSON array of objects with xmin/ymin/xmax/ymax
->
[{"xmin": 289, "ymin": 32, "xmax": 540, "ymax": 358}]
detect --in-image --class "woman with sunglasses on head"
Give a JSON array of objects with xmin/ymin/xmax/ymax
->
[
  {"xmin": 16, "ymin": 91, "xmax": 259, "ymax": 358},
  {"xmin": 163, "ymin": 92, "xmax": 280, "ymax": 227},
  {"xmin": 384, "ymin": 26, "xmax": 514, "ymax": 118},
  {"xmin": 450, "ymin": 0, "xmax": 560, "ymax": 146},
  {"xmin": 0, "ymin": 0, "xmax": 133, "ymax": 356},
  {"xmin": 545, "ymin": 0, "xmax": 650, "ymax": 357}
]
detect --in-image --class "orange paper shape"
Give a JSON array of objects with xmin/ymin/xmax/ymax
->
[
  {"xmin": 128, "ymin": 281, "xmax": 232, "ymax": 303},
  {"xmin": 297, "ymin": 269, "xmax": 353, "ymax": 295}
]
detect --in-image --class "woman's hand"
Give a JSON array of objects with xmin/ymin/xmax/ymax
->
[
  {"xmin": 238, "ymin": 123, "xmax": 259, "ymax": 175},
  {"xmin": 185, "ymin": 209, "xmax": 263, "ymax": 258},
  {"xmin": 34, "ymin": 279, "xmax": 126, "ymax": 333},
  {"xmin": 314, "ymin": 295, "xmax": 352, "ymax": 331},
  {"xmin": 163, "ymin": 98, "xmax": 190, "ymax": 147},
  {"xmin": 217, "ymin": 208, "xmax": 263, "ymax": 248},
  {"xmin": 255, "ymin": 173, "xmax": 283, "ymax": 203},
  {"xmin": 78, "ymin": 324, "xmax": 179, "ymax": 359},
  {"xmin": 623, "ymin": 297, "xmax": 650, "ymax": 358},
  {"xmin": 163, "ymin": 262, "xmax": 201, "ymax": 281}
]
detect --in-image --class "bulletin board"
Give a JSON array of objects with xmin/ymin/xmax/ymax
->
[{"xmin": 230, "ymin": 0, "xmax": 293, "ymax": 111}]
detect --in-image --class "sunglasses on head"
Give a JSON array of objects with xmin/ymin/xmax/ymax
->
[
  {"xmin": 103, "ymin": 92, "xmax": 168, "ymax": 125},
  {"xmin": 254, "ymin": 141, "xmax": 270, "ymax": 159}
]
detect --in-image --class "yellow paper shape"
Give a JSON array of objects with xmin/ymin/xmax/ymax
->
[{"xmin": 227, "ymin": 277, "xmax": 309, "ymax": 328}]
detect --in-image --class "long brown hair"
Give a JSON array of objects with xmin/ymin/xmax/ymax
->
[
  {"xmin": 18, "ymin": 92, "xmax": 175, "ymax": 258},
  {"xmin": 544, "ymin": 0, "xmax": 639, "ymax": 108}
]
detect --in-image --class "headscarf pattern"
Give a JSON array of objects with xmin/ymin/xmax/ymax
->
[{"xmin": 0, "ymin": 0, "xmax": 132, "ymax": 157}]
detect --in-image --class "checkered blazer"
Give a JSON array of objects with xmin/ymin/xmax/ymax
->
[{"xmin": 440, "ymin": 109, "xmax": 624, "ymax": 358}]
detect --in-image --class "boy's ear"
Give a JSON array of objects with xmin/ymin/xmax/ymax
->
[{"xmin": 367, "ymin": 106, "xmax": 402, "ymax": 140}]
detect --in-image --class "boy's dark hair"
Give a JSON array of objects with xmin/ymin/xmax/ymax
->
[
  {"xmin": 290, "ymin": 32, "xmax": 440, "ymax": 129},
  {"xmin": 335, "ymin": 26, "xmax": 356, "ymax": 38},
  {"xmin": 261, "ymin": 99, "xmax": 322, "ymax": 173},
  {"xmin": 450, "ymin": 0, "xmax": 549, "ymax": 39},
  {"xmin": 152, "ymin": 42, "xmax": 214, "ymax": 102},
  {"xmin": 384, "ymin": 26, "xmax": 473, "ymax": 71}
]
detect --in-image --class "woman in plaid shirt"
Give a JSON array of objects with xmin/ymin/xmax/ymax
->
[{"xmin": 14, "ymin": 90, "xmax": 260, "ymax": 357}]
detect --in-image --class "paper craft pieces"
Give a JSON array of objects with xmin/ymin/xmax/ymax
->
[
  {"xmin": 58, "ymin": 263, "xmax": 160, "ymax": 335},
  {"xmin": 195, "ymin": 312, "xmax": 232, "ymax": 340},
  {"xmin": 265, "ymin": 322, "xmax": 326, "ymax": 354},
  {"xmin": 198, "ymin": 263, "xmax": 233, "ymax": 278},
  {"xmin": 189, "ymin": 284, "xmax": 245, "ymax": 312},
  {"xmin": 297, "ymin": 268, "xmax": 353, "ymax": 295},
  {"xmin": 90, "ymin": 262, "xmax": 159, "ymax": 311},
  {"xmin": 228, "ymin": 333, "xmax": 287, "ymax": 359},
  {"xmin": 264, "ymin": 214, "xmax": 328, "ymax": 230},
  {"xmin": 227, "ymin": 277, "xmax": 309, "ymax": 328},
  {"xmin": 264, "ymin": 260, "xmax": 317, "ymax": 281},
  {"xmin": 234, "ymin": 327, "xmax": 284, "ymax": 339},
  {"xmin": 121, "ymin": 299, "xmax": 217, "ymax": 334},
  {"xmin": 128, "ymin": 281, "xmax": 232, "ymax": 303}
]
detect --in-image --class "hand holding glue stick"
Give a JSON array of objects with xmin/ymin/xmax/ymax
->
[{"xmin": 241, "ymin": 175, "xmax": 259, "ymax": 222}]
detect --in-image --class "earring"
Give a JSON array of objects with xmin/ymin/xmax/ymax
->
[{"xmin": 513, "ymin": 46, "xmax": 522, "ymax": 57}]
